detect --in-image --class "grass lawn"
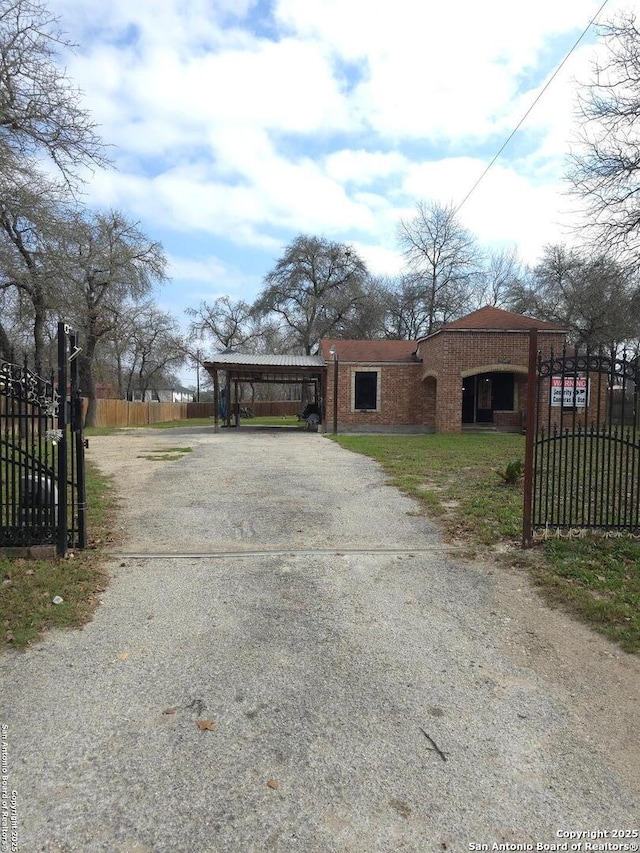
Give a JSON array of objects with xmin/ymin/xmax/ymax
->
[
  {"xmin": 85, "ymin": 415, "xmax": 304, "ymax": 434},
  {"xmin": 244, "ymin": 415, "xmax": 303, "ymax": 427},
  {"xmin": 333, "ymin": 433, "xmax": 640, "ymax": 654},
  {"xmin": 0, "ymin": 459, "xmax": 117, "ymax": 649}
]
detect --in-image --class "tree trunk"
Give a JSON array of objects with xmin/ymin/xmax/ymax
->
[
  {"xmin": 80, "ymin": 333, "xmax": 98, "ymax": 427},
  {"xmin": 0, "ymin": 321, "xmax": 13, "ymax": 362},
  {"xmin": 33, "ymin": 299, "xmax": 47, "ymax": 376}
]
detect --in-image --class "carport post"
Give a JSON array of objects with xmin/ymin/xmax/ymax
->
[
  {"xmin": 225, "ymin": 372, "xmax": 231, "ymax": 427},
  {"xmin": 213, "ymin": 368, "xmax": 220, "ymax": 431},
  {"xmin": 329, "ymin": 345, "xmax": 339, "ymax": 434}
]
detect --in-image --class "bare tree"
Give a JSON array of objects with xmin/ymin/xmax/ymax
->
[
  {"xmin": 567, "ymin": 12, "xmax": 640, "ymax": 257},
  {"xmin": 0, "ymin": 175, "xmax": 71, "ymax": 372},
  {"xmin": 60, "ymin": 210, "xmax": 167, "ymax": 425},
  {"xmin": 508, "ymin": 244, "xmax": 638, "ymax": 349},
  {"xmin": 186, "ymin": 296, "xmax": 257, "ymax": 352},
  {"xmin": 334, "ymin": 276, "xmax": 388, "ymax": 339},
  {"xmin": 255, "ymin": 235, "xmax": 369, "ymax": 354},
  {"xmin": 0, "ymin": 0, "xmax": 110, "ymax": 371},
  {"xmin": 0, "ymin": 0, "xmax": 107, "ymax": 187},
  {"xmin": 397, "ymin": 201, "xmax": 480, "ymax": 334},
  {"xmin": 381, "ymin": 275, "xmax": 432, "ymax": 340},
  {"xmin": 121, "ymin": 304, "xmax": 185, "ymax": 400},
  {"xmin": 472, "ymin": 247, "xmax": 524, "ymax": 310}
]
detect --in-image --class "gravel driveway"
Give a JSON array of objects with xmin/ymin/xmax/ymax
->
[{"xmin": 1, "ymin": 427, "xmax": 639, "ymax": 853}]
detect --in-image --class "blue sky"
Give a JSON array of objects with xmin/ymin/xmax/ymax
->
[{"xmin": 48, "ymin": 0, "xmax": 627, "ymax": 379}]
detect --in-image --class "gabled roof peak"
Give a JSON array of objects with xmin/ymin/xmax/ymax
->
[{"xmin": 420, "ymin": 306, "xmax": 568, "ymax": 337}]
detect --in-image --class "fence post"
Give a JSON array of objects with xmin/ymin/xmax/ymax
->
[
  {"xmin": 522, "ymin": 328, "xmax": 538, "ymax": 548},
  {"xmin": 56, "ymin": 322, "xmax": 68, "ymax": 557},
  {"xmin": 70, "ymin": 329, "xmax": 87, "ymax": 549}
]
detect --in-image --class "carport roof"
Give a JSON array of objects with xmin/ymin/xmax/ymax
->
[
  {"xmin": 203, "ymin": 352, "xmax": 326, "ymax": 384},
  {"xmin": 205, "ymin": 353, "xmax": 325, "ymax": 368}
]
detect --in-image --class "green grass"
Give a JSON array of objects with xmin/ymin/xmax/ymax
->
[
  {"xmin": 84, "ymin": 415, "xmax": 304, "ymax": 433},
  {"xmin": 333, "ymin": 433, "xmax": 640, "ymax": 654},
  {"xmin": 84, "ymin": 425, "xmax": 120, "ymax": 436},
  {"xmin": 334, "ymin": 433, "xmax": 526, "ymax": 545},
  {"xmin": 0, "ymin": 459, "xmax": 116, "ymax": 650},
  {"xmin": 527, "ymin": 539, "xmax": 640, "ymax": 653},
  {"xmin": 244, "ymin": 415, "xmax": 303, "ymax": 427},
  {"xmin": 143, "ymin": 417, "xmax": 213, "ymax": 429},
  {"xmin": 137, "ymin": 446, "xmax": 193, "ymax": 461},
  {"xmin": 85, "ymin": 418, "xmax": 214, "ymax": 434}
]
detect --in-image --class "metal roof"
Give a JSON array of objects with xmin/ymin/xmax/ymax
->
[{"xmin": 204, "ymin": 353, "xmax": 325, "ymax": 369}]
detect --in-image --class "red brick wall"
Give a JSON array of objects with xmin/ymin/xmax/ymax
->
[
  {"xmin": 325, "ymin": 362, "xmax": 434, "ymax": 431},
  {"xmin": 325, "ymin": 329, "xmax": 571, "ymax": 433},
  {"xmin": 416, "ymin": 329, "xmax": 566, "ymax": 433}
]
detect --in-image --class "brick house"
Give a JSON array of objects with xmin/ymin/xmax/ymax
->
[{"xmin": 320, "ymin": 306, "xmax": 569, "ymax": 433}]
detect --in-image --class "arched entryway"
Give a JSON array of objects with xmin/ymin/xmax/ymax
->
[{"xmin": 461, "ymin": 366, "xmax": 526, "ymax": 427}]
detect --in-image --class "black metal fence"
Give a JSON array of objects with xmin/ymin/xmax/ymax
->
[
  {"xmin": 0, "ymin": 323, "xmax": 87, "ymax": 556},
  {"xmin": 524, "ymin": 330, "xmax": 640, "ymax": 543}
]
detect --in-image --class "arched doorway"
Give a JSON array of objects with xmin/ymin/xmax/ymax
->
[{"xmin": 462, "ymin": 371, "xmax": 516, "ymax": 425}]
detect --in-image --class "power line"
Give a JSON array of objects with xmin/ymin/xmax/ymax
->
[{"xmin": 453, "ymin": 0, "xmax": 610, "ymax": 216}]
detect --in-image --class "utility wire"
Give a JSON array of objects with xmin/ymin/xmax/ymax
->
[{"xmin": 454, "ymin": 0, "xmax": 610, "ymax": 216}]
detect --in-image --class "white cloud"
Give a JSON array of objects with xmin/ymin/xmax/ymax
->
[
  {"xmin": 44, "ymin": 0, "xmax": 635, "ymax": 320},
  {"xmin": 325, "ymin": 150, "xmax": 407, "ymax": 185}
]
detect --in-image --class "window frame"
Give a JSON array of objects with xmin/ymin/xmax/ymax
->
[{"xmin": 351, "ymin": 368, "xmax": 381, "ymax": 412}]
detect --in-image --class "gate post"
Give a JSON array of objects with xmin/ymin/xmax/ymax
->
[
  {"xmin": 56, "ymin": 322, "xmax": 68, "ymax": 557},
  {"xmin": 522, "ymin": 328, "xmax": 538, "ymax": 548},
  {"xmin": 69, "ymin": 329, "xmax": 87, "ymax": 549}
]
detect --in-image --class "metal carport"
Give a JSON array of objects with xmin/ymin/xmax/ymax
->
[{"xmin": 203, "ymin": 353, "xmax": 328, "ymax": 430}]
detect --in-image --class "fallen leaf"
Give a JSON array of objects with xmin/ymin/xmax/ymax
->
[
  {"xmin": 266, "ymin": 779, "xmax": 279, "ymax": 790},
  {"xmin": 117, "ymin": 652, "xmax": 129, "ymax": 661},
  {"xmin": 196, "ymin": 719, "xmax": 215, "ymax": 731}
]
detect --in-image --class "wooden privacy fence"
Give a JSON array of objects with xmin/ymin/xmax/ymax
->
[
  {"xmin": 83, "ymin": 399, "xmax": 215, "ymax": 428},
  {"xmin": 239, "ymin": 400, "xmax": 301, "ymax": 417},
  {"xmin": 82, "ymin": 398, "xmax": 300, "ymax": 427}
]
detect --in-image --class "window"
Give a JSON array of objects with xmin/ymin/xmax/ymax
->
[
  {"xmin": 354, "ymin": 371, "xmax": 378, "ymax": 410},
  {"xmin": 490, "ymin": 372, "xmax": 514, "ymax": 410}
]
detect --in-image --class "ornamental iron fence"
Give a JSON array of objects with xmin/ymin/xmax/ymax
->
[
  {"xmin": 523, "ymin": 329, "xmax": 640, "ymax": 544},
  {"xmin": 0, "ymin": 323, "xmax": 87, "ymax": 556}
]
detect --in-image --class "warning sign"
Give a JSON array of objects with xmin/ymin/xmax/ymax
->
[{"xmin": 550, "ymin": 376, "xmax": 589, "ymax": 407}]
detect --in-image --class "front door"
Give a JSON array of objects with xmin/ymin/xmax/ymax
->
[
  {"xmin": 476, "ymin": 375, "xmax": 493, "ymax": 422},
  {"xmin": 462, "ymin": 379, "xmax": 475, "ymax": 423},
  {"xmin": 462, "ymin": 373, "xmax": 515, "ymax": 424}
]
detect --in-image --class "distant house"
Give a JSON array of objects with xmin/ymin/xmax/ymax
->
[{"xmin": 128, "ymin": 385, "xmax": 193, "ymax": 403}]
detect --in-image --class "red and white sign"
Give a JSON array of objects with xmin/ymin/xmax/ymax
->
[{"xmin": 550, "ymin": 376, "xmax": 589, "ymax": 407}]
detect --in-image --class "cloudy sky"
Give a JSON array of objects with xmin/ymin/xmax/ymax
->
[{"xmin": 49, "ymin": 0, "xmax": 627, "ymax": 364}]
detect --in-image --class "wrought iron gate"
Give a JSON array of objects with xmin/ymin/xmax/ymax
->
[
  {"xmin": 0, "ymin": 323, "xmax": 87, "ymax": 556},
  {"xmin": 523, "ymin": 329, "xmax": 640, "ymax": 544}
]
